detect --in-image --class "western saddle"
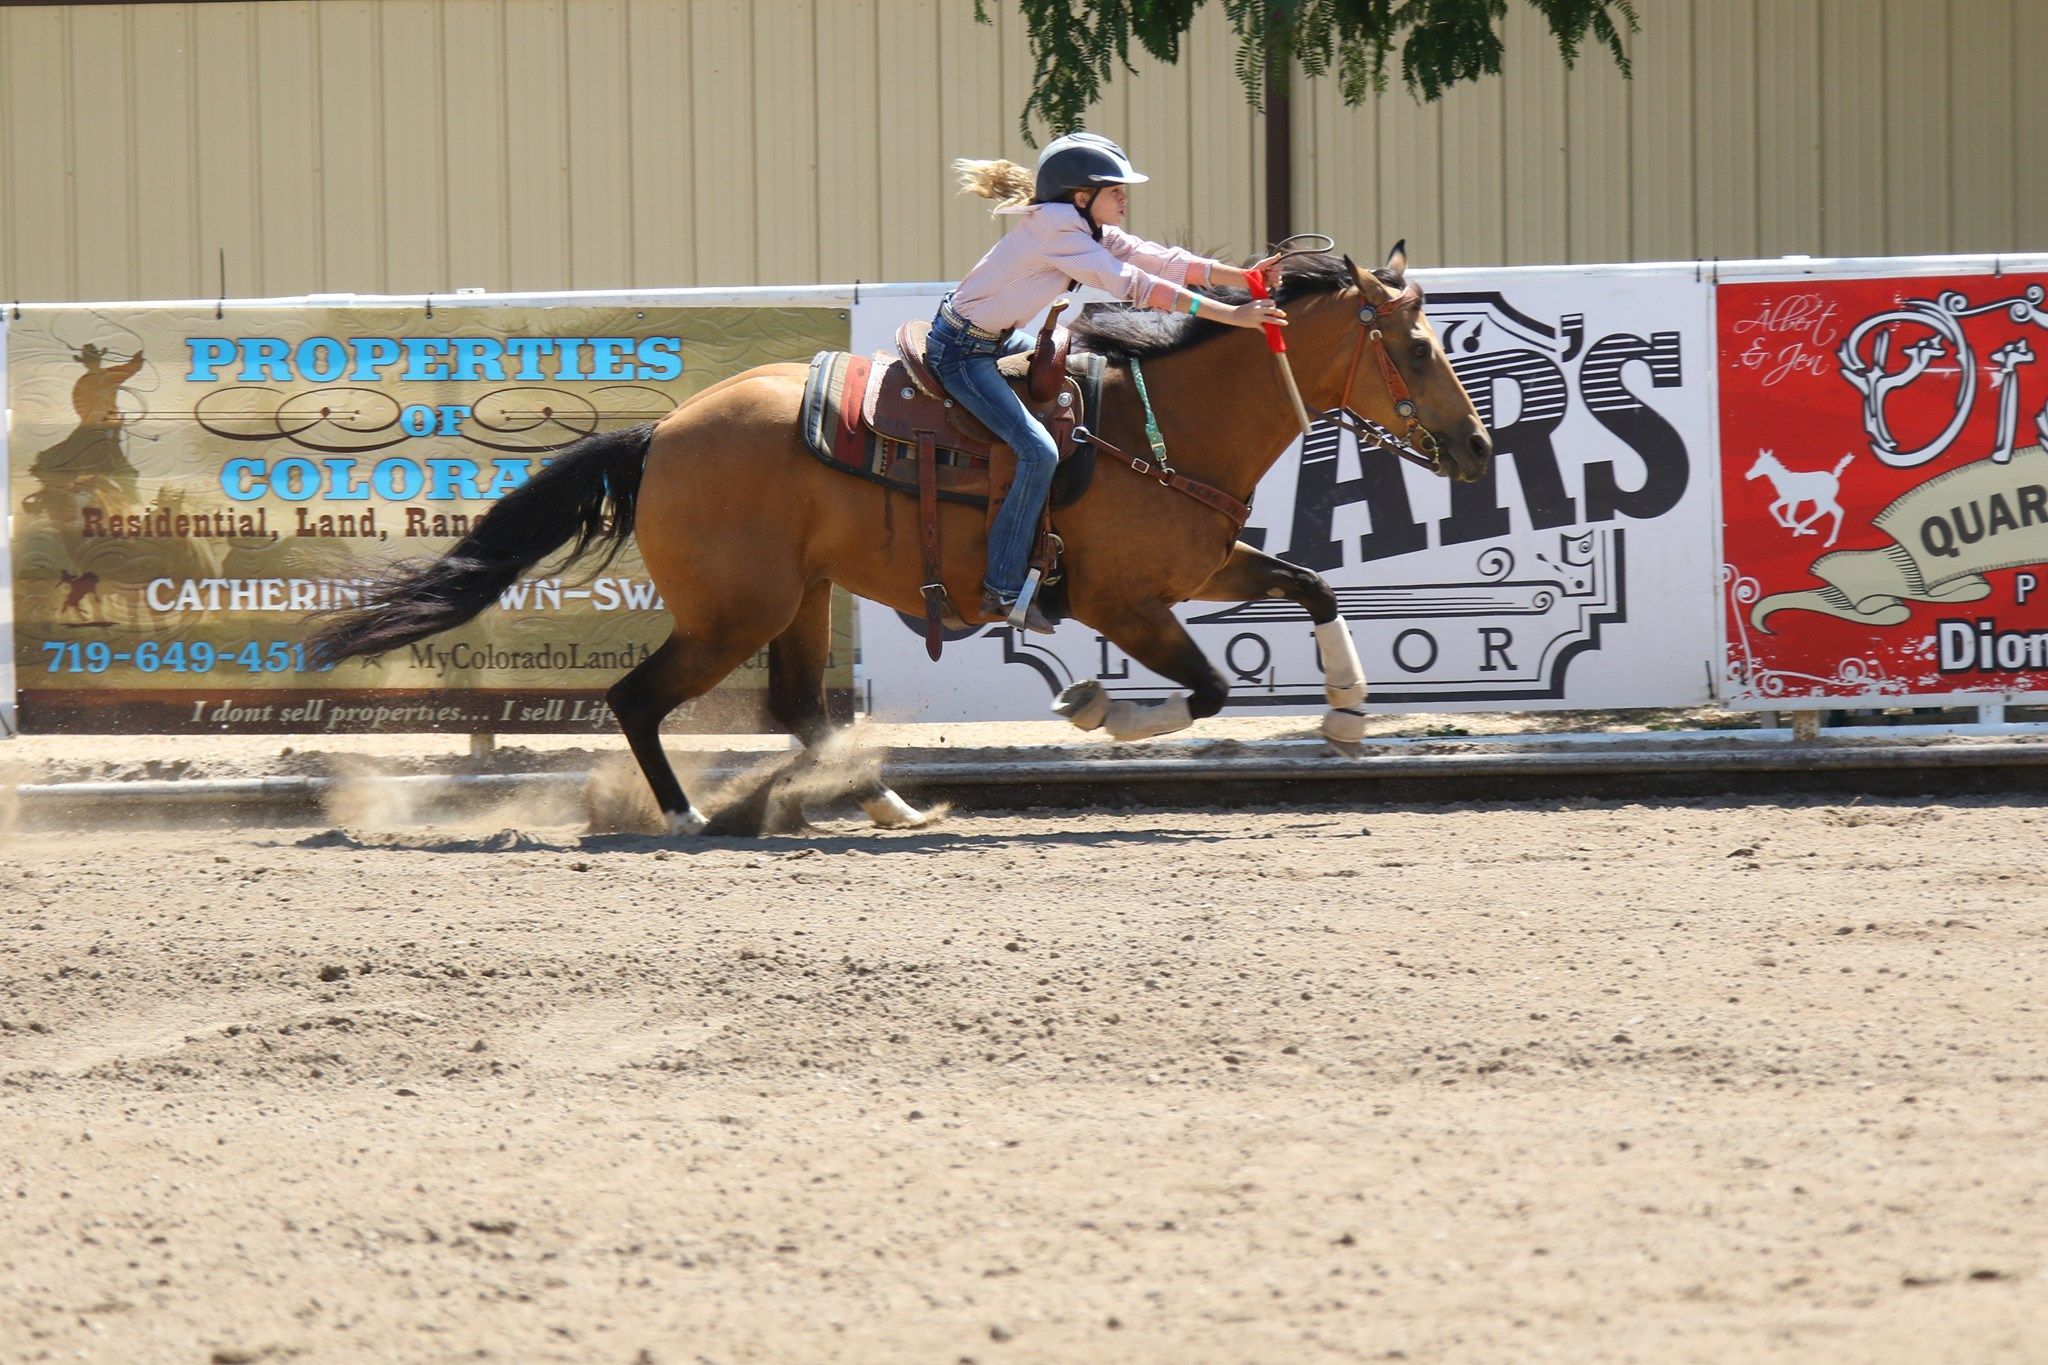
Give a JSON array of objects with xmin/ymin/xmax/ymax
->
[{"xmin": 864, "ymin": 302, "xmax": 1090, "ymax": 658}]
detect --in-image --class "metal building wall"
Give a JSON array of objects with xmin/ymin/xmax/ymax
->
[
  {"xmin": 1299, "ymin": 0, "xmax": 2046, "ymax": 270},
  {"xmin": 0, "ymin": 0, "xmax": 2037, "ymax": 304},
  {"xmin": 0, "ymin": 0, "xmax": 1259, "ymax": 302}
]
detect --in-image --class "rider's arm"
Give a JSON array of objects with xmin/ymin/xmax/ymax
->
[
  {"xmin": 1035, "ymin": 220, "xmax": 1183, "ymax": 307},
  {"xmin": 1036, "ymin": 221, "xmax": 1221, "ymax": 311},
  {"xmin": 1202, "ymin": 260, "xmax": 1280, "ymax": 289},
  {"xmin": 1096, "ymin": 227, "xmax": 1287, "ymax": 328},
  {"xmin": 1098, "ymin": 226, "xmax": 1210, "ymax": 287},
  {"xmin": 1056, "ymin": 225, "xmax": 1277, "ymax": 331},
  {"xmin": 1098, "ymin": 232, "xmax": 1274, "ymax": 291}
]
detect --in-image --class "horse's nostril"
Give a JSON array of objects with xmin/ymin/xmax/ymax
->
[{"xmin": 1469, "ymin": 432, "xmax": 1493, "ymax": 462}]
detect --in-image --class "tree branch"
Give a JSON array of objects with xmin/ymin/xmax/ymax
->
[{"xmin": 975, "ymin": 0, "xmax": 1637, "ymax": 145}]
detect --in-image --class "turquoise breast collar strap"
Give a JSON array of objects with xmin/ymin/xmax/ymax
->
[{"xmin": 1127, "ymin": 356, "xmax": 1170, "ymax": 468}]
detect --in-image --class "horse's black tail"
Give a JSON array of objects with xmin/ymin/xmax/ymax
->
[{"xmin": 304, "ymin": 422, "xmax": 656, "ymax": 667}]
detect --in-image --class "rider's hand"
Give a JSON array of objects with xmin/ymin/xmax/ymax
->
[
  {"xmin": 1225, "ymin": 298, "xmax": 1288, "ymax": 330},
  {"xmin": 1214, "ymin": 256, "xmax": 1284, "ymax": 291}
]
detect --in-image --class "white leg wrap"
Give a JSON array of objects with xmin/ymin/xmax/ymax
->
[
  {"xmin": 1102, "ymin": 694, "xmax": 1194, "ymax": 742},
  {"xmin": 1052, "ymin": 678, "xmax": 1113, "ymax": 731},
  {"xmin": 861, "ymin": 788, "xmax": 928, "ymax": 828},
  {"xmin": 1314, "ymin": 619, "xmax": 1367, "ymax": 710},
  {"xmin": 665, "ymin": 808, "xmax": 708, "ymax": 837}
]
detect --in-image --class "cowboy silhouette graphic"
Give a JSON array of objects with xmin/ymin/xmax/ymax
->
[{"xmin": 25, "ymin": 342, "xmax": 148, "ymax": 521}]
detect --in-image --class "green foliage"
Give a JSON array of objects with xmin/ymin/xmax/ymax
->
[{"xmin": 974, "ymin": 0, "xmax": 1637, "ymax": 143}]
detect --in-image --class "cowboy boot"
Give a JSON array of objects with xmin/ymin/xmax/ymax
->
[{"xmin": 981, "ymin": 587, "xmax": 1055, "ymax": 635}]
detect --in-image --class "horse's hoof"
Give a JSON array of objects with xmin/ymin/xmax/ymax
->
[
  {"xmin": 701, "ymin": 808, "xmax": 766, "ymax": 838},
  {"xmin": 1321, "ymin": 709, "xmax": 1367, "ymax": 752},
  {"xmin": 1323, "ymin": 737, "xmax": 1364, "ymax": 760},
  {"xmin": 761, "ymin": 791, "xmax": 813, "ymax": 836},
  {"xmin": 665, "ymin": 808, "xmax": 708, "ymax": 837},
  {"xmin": 1052, "ymin": 678, "xmax": 1111, "ymax": 730},
  {"xmin": 861, "ymin": 789, "xmax": 930, "ymax": 829}
]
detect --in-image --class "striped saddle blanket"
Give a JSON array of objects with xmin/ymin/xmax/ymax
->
[{"xmin": 797, "ymin": 348, "xmax": 1103, "ymax": 509}]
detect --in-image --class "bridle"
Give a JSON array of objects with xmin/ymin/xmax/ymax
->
[
  {"xmin": 1324, "ymin": 278, "xmax": 1445, "ymax": 474},
  {"xmin": 1261, "ymin": 235, "xmax": 1446, "ymax": 475}
]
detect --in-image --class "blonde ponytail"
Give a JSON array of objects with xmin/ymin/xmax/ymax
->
[{"xmin": 954, "ymin": 157, "xmax": 1037, "ymax": 213}]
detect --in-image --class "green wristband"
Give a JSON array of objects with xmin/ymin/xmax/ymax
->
[{"xmin": 1188, "ymin": 295, "xmax": 1200, "ymax": 317}]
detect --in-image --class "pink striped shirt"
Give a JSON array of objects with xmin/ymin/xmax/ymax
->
[{"xmin": 949, "ymin": 203, "xmax": 1215, "ymax": 333}]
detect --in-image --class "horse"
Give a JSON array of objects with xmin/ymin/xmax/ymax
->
[
  {"xmin": 58, "ymin": 570, "xmax": 102, "ymax": 619},
  {"xmin": 307, "ymin": 243, "xmax": 1492, "ymax": 836},
  {"xmin": 1745, "ymin": 448, "xmax": 1853, "ymax": 547}
]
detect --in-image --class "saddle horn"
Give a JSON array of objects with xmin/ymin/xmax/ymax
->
[{"xmin": 1028, "ymin": 296, "xmax": 1072, "ymax": 405}]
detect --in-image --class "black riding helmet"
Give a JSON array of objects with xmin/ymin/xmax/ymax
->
[{"xmin": 1032, "ymin": 132, "xmax": 1148, "ymax": 236}]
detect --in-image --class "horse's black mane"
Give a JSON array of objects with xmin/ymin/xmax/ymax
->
[{"xmin": 1067, "ymin": 250, "xmax": 1365, "ymax": 361}]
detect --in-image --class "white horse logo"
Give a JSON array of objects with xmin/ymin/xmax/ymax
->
[{"xmin": 1746, "ymin": 449, "xmax": 1854, "ymax": 546}]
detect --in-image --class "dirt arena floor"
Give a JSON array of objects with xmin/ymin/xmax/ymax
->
[{"xmin": 4, "ymin": 727, "xmax": 2047, "ymax": 1362}]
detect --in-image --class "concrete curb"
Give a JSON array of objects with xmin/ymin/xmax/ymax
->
[{"xmin": 13, "ymin": 736, "xmax": 2048, "ymax": 823}]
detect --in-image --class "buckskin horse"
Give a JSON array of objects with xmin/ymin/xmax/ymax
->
[{"xmin": 307, "ymin": 245, "xmax": 1491, "ymax": 835}]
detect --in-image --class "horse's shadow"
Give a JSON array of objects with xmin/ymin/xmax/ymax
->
[
  {"xmin": 579, "ymin": 824, "xmax": 1247, "ymax": 856},
  {"xmin": 289, "ymin": 823, "xmax": 1250, "ymax": 857}
]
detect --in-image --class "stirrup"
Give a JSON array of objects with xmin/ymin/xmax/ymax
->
[
  {"xmin": 981, "ymin": 584, "xmax": 1055, "ymax": 635},
  {"xmin": 1008, "ymin": 568, "xmax": 1045, "ymax": 630}
]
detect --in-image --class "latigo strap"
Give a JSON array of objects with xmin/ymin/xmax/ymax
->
[{"xmin": 916, "ymin": 429, "xmax": 947, "ymax": 661}]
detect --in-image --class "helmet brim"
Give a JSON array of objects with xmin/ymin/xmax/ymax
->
[{"xmin": 1087, "ymin": 171, "xmax": 1149, "ymax": 185}]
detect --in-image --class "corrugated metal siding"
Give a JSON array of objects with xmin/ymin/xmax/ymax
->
[
  {"xmin": 1304, "ymin": 0, "xmax": 2034, "ymax": 268},
  {"xmin": 1628, "ymin": 0, "xmax": 1694, "ymax": 261},
  {"xmin": 1499, "ymin": 1, "xmax": 1568, "ymax": 264},
  {"xmin": 1817, "ymin": 0, "xmax": 1886, "ymax": 258},
  {"xmin": 0, "ymin": 0, "xmax": 2036, "ymax": 303},
  {"xmin": 1946, "ymin": 0, "xmax": 2013, "ymax": 251},
  {"xmin": 2019, "ymin": 0, "xmax": 2048, "ymax": 247},
  {"xmin": 1755, "ymin": 0, "xmax": 1821, "ymax": 256}
]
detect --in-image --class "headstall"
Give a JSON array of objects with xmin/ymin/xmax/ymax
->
[
  {"xmin": 1324, "ymin": 280, "xmax": 1445, "ymax": 474},
  {"xmin": 1257, "ymin": 234, "xmax": 1446, "ymax": 475}
]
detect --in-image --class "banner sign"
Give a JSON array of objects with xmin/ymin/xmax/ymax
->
[
  {"xmin": 1718, "ymin": 270, "xmax": 2048, "ymax": 704},
  {"xmin": 0, "ymin": 311, "xmax": 13, "ymax": 738},
  {"xmin": 855, "ymin": 272, "xmax": 1719, "ymax": 720},
  {"xmin": 8, "ymin": 302, "xmax": 849, "ymax": 733}
]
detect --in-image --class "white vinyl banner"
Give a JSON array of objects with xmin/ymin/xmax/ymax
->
[
  {"xmin": 855, "ymin": 268, "xmax": 1720, "ymax": 721},
  {"xmin": 0, "ymin": 310, "xmax": 13, "ymax": 738}
]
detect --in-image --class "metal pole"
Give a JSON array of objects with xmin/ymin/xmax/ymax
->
[{"xmin": 1263, "ymin": 23, "xmax": 1292, "ymax": 245}]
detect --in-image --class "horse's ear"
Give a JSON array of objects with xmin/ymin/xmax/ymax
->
[
  {"xmin": 1342, "ymin": 253, "xmax": 1359, "ymax": 283},
  {"xmin": 1385, "ymin": 239, "xmax": 1409, "ymax": 279}
]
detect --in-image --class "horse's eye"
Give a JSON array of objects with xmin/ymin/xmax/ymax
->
[{"xmin": 1409, "ymin": 340, "xmax": 1432, "ymax": 363}]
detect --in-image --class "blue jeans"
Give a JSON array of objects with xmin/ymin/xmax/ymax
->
[{"xmin": 925, "ymin": 299, "xmax": 1058, "ymax": 601}]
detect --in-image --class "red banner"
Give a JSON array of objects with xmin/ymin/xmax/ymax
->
[{"xmin": 1719, "ymin": 272, "xmax": 2048, "ymax": 702}]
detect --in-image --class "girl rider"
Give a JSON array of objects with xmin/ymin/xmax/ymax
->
[{"xmin": 937, "ymin": 131, "xmax": 1287, "ymax": 631}]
